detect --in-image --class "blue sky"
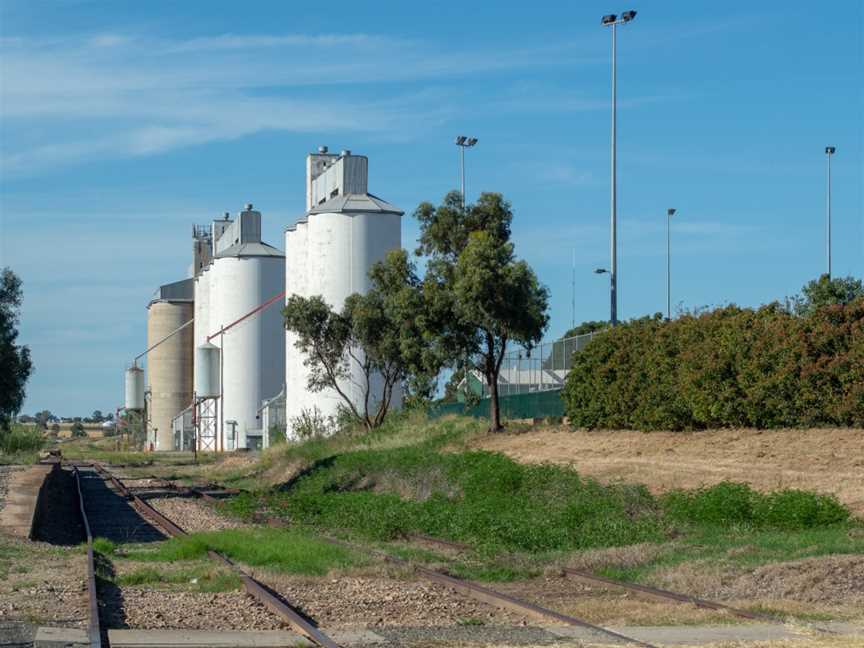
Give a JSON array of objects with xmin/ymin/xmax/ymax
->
[{"xmin": 1, "ymin": 1, "xmax": 861, "ymax": 416}]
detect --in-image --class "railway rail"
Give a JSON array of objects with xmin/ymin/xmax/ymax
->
[
  {"xmin": 69, "ymin": 462, "xmax": 343, "ymax": 648},
  {"xmin": 89, "ymin": 464, "xmax": 659, "ymax": 647},
  {"xmin": 72, "ymin": 466, "xmax": 102, "ymax": 648}
]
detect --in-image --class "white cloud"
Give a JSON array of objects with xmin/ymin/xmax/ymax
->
[{"xmin": 0, "ymin": 31, "xmax": 605, "ymax": 175}]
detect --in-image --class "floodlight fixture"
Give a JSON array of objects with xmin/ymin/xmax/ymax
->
[
  {"xmin": 621, "ymin": 10, "xmax": 637, "ymax": 22},
  {"xmin": 455, "ymin": 135, "xmax": 467, "ymax": 145},
  {"xmin": 825, "ymin": 146, "xmax": 836, "ymax": 155},
  {"xmin": 667, "ymin": 208, "xmax": 676, "ymax": 216},
  {"xmin": 602, "ymin": 14, "xmax": 617, "ymax": 24},
  {"xmin": 466, "ymin": 137, "xmax": 478, "ymax": 146}
]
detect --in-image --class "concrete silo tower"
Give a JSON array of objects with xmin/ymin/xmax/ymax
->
[
  {"xmin": 194, "ymin": 205, "xmax": 285, "ymax": 451},
  {"xmin": 284, "ymin": 148, "xmax": 403, "ymax": 434},
  {"xmin": 146, "ymin": 279, "xmax": 194, "ymax": 451}
]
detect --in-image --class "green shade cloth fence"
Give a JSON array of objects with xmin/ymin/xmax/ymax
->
[{"xmin": 430, "ymin": 388, "xmax": 565, "ymax": 421}]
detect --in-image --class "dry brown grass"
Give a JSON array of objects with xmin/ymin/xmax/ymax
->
[{"xmin": 472, "ymin": 426, "xmax": 864, "ymax": 515}]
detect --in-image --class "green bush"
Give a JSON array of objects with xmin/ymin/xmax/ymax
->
[
  {"xmin": 661, "ymin": 482, "xmax": 850, "ymax": 530},
  {"xmin": 0, "ymin": 424, "xmax": 45, "ymax": 454},
  {"xmin": 562, "ymin": 298, "xmax": 864, "ymax": 430}
]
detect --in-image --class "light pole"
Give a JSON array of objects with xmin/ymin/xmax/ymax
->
[
  {"xmin": 825, "ymin": 146, "xmax": 836, "ymax": 279},
  {"xmin": 601, "ymin": 10, "xmax": 637, "ymax": 326},
  {"xmin": 666, "ymin": 208, "xmax": 676, "ymax": 320},
  {"xmin": 455, "ymin": 135, "xmax": 478, "ymax": 210}
]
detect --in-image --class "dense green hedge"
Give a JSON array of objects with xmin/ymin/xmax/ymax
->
[{"xmin": 562, "ymin": 300, "xmax": 864, "ymax": 430}]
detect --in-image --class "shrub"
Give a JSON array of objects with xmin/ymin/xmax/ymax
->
[
  {"xmin": 0, "ymin": 424, "xmax": 45, "ymax": 454},
  {"xmin": 562, "ymin": 298, "xmax": 864, "ymax": 430},
  {"xmin": 661, "ymin": 482, "xmax": 850, "ymax": 530}
]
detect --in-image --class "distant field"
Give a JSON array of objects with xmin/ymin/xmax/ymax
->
[{"xmin": 472, "ymin": 426, "xmax": 864, "ymax": 516}]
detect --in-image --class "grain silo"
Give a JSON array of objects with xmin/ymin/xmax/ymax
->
[
  {"xmin": 284, "ymin": 148, "xmax": 403, "ymax": 434},
  {"xmin": 195, "ymin": 205, "xmax": 285, "ymax": 450},
  {"xmin": 146, "ymin": 279, "xmax": 194, "ymax": 451}
]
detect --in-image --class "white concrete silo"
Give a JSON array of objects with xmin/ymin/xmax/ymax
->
[
  {"xmin": 146, "ymin": 279, "xmax": 194, "ymax": 451},
  {"xmin": 208, "ymin": 205, "xmax": 285, "ymax": 450},
  {"xmin": 284, "ymin": 150, "xmax": 403, "ymax": 435}
]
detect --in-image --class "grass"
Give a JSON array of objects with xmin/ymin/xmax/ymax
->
[
  {"xmin": 121, "ymin": 527, "xmax": 366, "ymax": 576},
  {"xmin": 0, "ymin": 424, "xmax": 45, "ymax": 464},
  {"xmin": 115, "ymin": 565, "xmax": 242, "ymax": 592},
  {"xmin": 599, "ymin": 523, "xmax": 864, "ymax": 584}
]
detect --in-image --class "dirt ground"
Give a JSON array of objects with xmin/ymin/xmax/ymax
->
[{"xmin": 471, "ymin": 427, "xmax": 864, "ymax": 514}]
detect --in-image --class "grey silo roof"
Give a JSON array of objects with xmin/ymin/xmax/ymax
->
[
  {"xmin": 214, "ymin": 241, "xmax": 285, "ymax": 259},
  {"xmin": 286, "ymin": 192, "xmax": 403, "ymax": 231}
]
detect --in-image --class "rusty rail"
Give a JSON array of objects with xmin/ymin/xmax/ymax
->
[
  {"xmin": 562, "ymin": 567, "xmax": 770, "ymax": 621},
  {"xmin": 92, "ymin": 464, "xmax": 341, "ymax": 648},
  {"xmin": 322, "ymin": 535, "xmax": 657, "ymax": 648},
  {"xmin": 72, "ymin": 466, "xmax": 102, "ymax": 648}
]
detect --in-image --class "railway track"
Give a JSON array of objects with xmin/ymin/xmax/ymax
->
[
  {"xmin": 87, "ymin": 464, "xmax": 661, "ymax": 647},
  {"xmin": 69, "ymin": 462, "xmax": 342, "ymax": 648}
]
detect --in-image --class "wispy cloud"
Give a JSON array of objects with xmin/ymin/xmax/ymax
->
[{"xmin": 0, "ymin": 31, "xmax": 607, "ymax": 174}]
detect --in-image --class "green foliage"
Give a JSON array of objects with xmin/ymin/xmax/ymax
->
[
  {"xmin": 0, "ymin": 268, "xmax": 33, "ymax": 431},
  {"xmin": 229, "ymin": 442, "xmax": 665, "ymax": 554},
  {"xmin": 415, "ymin": 192, "xmax": 549, "ymax": 431},
  {"xmin": 92, "ymin": 537, "xmax": 118, "ymax": 555},
  {"xmin": 790, "ymin": 274, "xmax": 864, "ymax": 316},
  {"xmin": 563, "ymin": 297, "xmax": 864, "ymax": 429},
  {"xmin": 71, "ymin": 421, "xmax": 87, "ymax": 438},
  {"xmin": 284, "ymin": 250, "xmax": 434, "ymax": 429},
  {"xmin": 0, "ymin": 424, "xmax": 44, "ymax": 454},
  {"xmin": 561, "ymin": 320, "xmax": 608, "ymax": 338},
  {"xmin": 661, "ymin": 482, "xmax": 849, "ymax": 529}
]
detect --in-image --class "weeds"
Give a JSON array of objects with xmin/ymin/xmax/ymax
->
[{"xmin": 123, "ymin": 528, "xmax": 364, "ymax": 575}]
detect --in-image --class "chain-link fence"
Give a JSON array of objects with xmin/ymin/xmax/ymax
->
[{"xmin": 483, "ymin": 331, "xmax": 599, "ymax": 397}]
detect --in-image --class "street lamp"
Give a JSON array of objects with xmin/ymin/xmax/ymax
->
[
  {"xmin": 825, "ymin": 146, "xmax": 836, "ymax": 278},
  {"xmin": 594, "ymin": 268, "xmax": 609, "ymax": 274},
  {"xmin": 455, "ymin": 135, "xmax": 479, "ymax": 210},
  {"xmin": 601, "ymin": 9, "xmax": 637, "ymax": 326},
  {"xmin": 666, "ymin": 208, "xmax": 676, "ymax": 320}
]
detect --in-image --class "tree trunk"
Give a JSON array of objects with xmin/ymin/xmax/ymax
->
[{"xmin": 487, "ymin": 371, "xmax": 502, "ymax": 432}]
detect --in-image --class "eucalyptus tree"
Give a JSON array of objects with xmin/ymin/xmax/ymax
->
[{"xmin": 414, "ymin": 192, "xmax": 549, "ymax": 431}]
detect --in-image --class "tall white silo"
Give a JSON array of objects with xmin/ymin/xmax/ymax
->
[
  {"xmin": 284, "ymin": 150, "xmax": 402, "ymax": 435},
  {"xmin": 210, "ymin": 205, "xmax": 285, "ymax": 450}
]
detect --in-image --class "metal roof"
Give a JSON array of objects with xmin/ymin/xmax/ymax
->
[
  {"xmin": 214, "ymin": 241, "xmax": 285, "ymax": 259},
  {"xmin": 149, "ymin": 277, "xmax": 194, "ymax": 305},
  {"xmin": 286, "ymin": 192, "xmax": 403, "ymax": 231}
]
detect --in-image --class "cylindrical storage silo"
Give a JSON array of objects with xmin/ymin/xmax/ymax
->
[
  {"xmin": 195, "ymin": 343, "xmax": 221, "ymax": 397},
  {"xmin": 146, "ymin": 300, "xmax": 194, "ymax": 451},
  {"xmin": 284, "ymin": 193, "xmax": 403, "ymax": 434},
  {"xmin": 211, "ymin": 239, "xmax": 285, "ymax": 450},
  {"xmin": 125, "ymin": 366, "xmax": 145, "ymax": 411}
]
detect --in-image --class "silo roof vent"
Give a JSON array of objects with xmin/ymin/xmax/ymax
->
[
  {"xmin": 245, "ymin": 203, "xmax": 253, "ymax": 210},
  {"xmin": 318, "ymin": 145, "xmax": 329, "ymax": 154},
  {"xmin": 341, "ymin": 149, "xmax": 351, "ymax": 157}
]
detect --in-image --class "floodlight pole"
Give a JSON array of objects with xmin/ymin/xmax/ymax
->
[
  {"xmin": 825, "ymin": 146, "xmax": 835, "ymax": 279},
  {"xmin": 666, "ymin": 208, "xmax": 676, "ymax": 320},
  {"xmin": 610, "ymin": 20, "xmax": 618, "ymax": 326},
  {"xmin": 455, "ymin": 136, "xmax": 478, "ymax": 211},
  {"xmin": 603, "ymin": 10, "xmax": 636, "ymax": 326}
]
